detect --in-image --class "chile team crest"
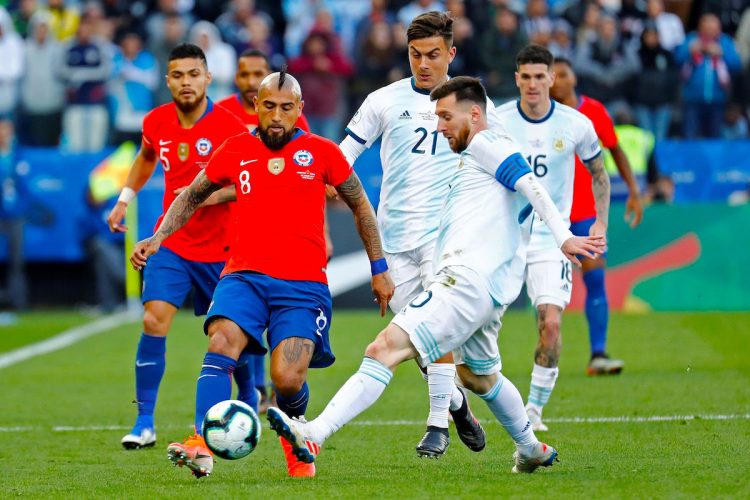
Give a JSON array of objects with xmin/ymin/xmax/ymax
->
[
  {"xmin": 293, "ymin": 150, "xmax": 314, "ymax": 167},
  {"xmin": 195, "ymin": 138, "xmax": 212, "ymax": 156}
]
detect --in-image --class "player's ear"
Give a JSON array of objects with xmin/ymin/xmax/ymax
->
[
  {"xmin": 298, "ymin": 99, "xmax": 305, "ymax": 113},
  {"xmin": 448, "ymin": 45, "xmax": 457, "ymax": 64},
  {"xmin": 205, "ymin": 70, "xmax": 212, "ymax": 86},
  {"xmin": 514, "ymin": 71, "xmax": 520, "ymax": 88}
]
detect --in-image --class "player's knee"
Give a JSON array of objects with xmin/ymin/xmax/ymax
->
[
  {"xmin": 206, "ymin": 322, "xmax": 245, "ymax": 359},
  {"xmin": 142, "ymin": 309, "xmax": 169, "ymax": 335},
  {"xmin": 364, "ymin": 329, "xmax": 391, "ymax": 363},
  {"xmin": 270, "ymin": 367, "xmax": 305, "ymax": 396}
]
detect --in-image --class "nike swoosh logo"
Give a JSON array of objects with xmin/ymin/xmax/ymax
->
[
  {"xmin": 159, "ymin": 140, "xmax": 171, "ymax": 146},
  {"xmin": 240, "ymin": 159, "xmax": 257, "ymax": 166},
  {"xmin": 135, "ymin": 360, "xmax": 157, "ymax": 367}
]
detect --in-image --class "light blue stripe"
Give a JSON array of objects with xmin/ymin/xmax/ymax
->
[
  {"xmin": 416, "ymin": 324, "xmax": 439, "ymax": 355},
  {"xmin": 360, "ymin": 369, "xmax": 390, "ymax": 385},
  {"xmin": 413, "ymin": 325, "xmax": 435, "ymax": 357},
  {"xmin": 463, "ymin": 356, "xmax": 500, "ymax": 366},
  {"xmin": 416, "ymin": 326, "xmax": 442, "ymax": 363},
  {"xmin": 361, "ymin": 359, "xmax": 392, "ymax": 381},
  {"xmin": 478, "ymin": 378, "xmax": 504, "ymax": 401}
]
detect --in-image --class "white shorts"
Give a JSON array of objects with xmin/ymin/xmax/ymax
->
[
  {"xmin": 385, "ymin": 240, "xmax": 436, "ymax": 313},
  {"xmin": 525, "ymin": 249, "xmax": 573, "ymax": 309},
  {"xmin": 392, "ymin": 266, "xmax": 505, "ymax": 375}
]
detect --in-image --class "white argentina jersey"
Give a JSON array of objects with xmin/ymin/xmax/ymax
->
[
  {"xmin": 346, "ymin": 77, "xmax": 505, "ymax": 254},
  {"xmin": 435, "ymin": 129, "xmax": 532, "ymax": 306},
  {"xmin": 494, "ymin": 100, "xmax": 600, "ymax": 257}
]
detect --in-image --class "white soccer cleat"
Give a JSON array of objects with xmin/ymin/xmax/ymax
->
[
  {"xmin": 121, "ymin": 426, "xmax": 156, "ymax": 449},
  {"xmin": 587, "ymin": 354, "xmax": 625, "ymax": 376},
  {"xmin": 512, "ymin": 442, "xmax": 559, "ymax": 473},
  {"xmin": 266, "ymin": 407, "xmax": 319, "ymax": 464},
  {"xmin": 526, "ymin": 405, "xmax": 548, "ymax": 432}
]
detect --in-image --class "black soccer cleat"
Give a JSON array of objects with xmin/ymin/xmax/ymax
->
[
  {"xmin": 416, "ymin": 426, "xmax": 450, "ymax": 458},
  {"xmin": 450, "ymin": 390, "xmax": 486, "ymax": 452}
]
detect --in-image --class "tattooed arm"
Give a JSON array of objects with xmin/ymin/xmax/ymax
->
[
  {"xmin": 583, "ymin": 154, "xmax": 611, "ymax": 238},
  {"xmin": 173, "ymin": 185, "xmax": 236, "ymax": 206},
  {"xmin": 335, "ymin": 172, "xmax": 394, "ymax": 315},
  {"xmin": 130, "ymin": 171, "xmax": 221, "ymax": 270}
]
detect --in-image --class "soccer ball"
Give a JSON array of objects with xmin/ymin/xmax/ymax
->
[{"xmin": 201, "ymin": 400, "xmax": 261, "ymax": 460}]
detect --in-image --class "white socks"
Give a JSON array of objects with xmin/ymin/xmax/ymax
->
[
  {"xmin": 306, "ymin": 357, "xmax": 393, "ymax": 443},
  {"xmin": 425, "ymin": 363, "xmax": 456, "ymax": 428},
  {"xmin": 527, "ymin": 364, "xmax": 559, "ymax": 414},
  {"xmin": 478, "ymin": 373, "xmax": 539, "ymax": 455}
]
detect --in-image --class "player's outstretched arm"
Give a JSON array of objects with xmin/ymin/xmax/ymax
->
[
  {"xmin": 174, "ymin": 185, "xmax": 237, "ymax": 206},
  {"xmin": 583, "ymin": 154, "xmax": 611, "ymax": 239},
  {"xmin": 107, "ymin": 143, "xmax": 158, "ymax": 232},
  {"xmin": 130, "ymin": 171, "xmax": 221, "ymax": 270},
  {"xmin": 335, "ymin": 172, "xmax": 394, "ymax": 315},
  {"xmin": 609, "ymin": 144, "xmax": 643, "ymax": 228}
]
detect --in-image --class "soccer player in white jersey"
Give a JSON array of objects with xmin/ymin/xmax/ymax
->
[
  {"xmin": 339, "ymin": 11, "xmax": 500, "ymax": 457},
  {"xmin": 266, "ymin": 76, "xmax": 605, "ymax": 474},
  {"xmin": 495, "ymin": 45, "xmax": 611, "ymax": 432}
]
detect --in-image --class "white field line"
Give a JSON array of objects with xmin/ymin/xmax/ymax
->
[
  {"xmin": 1, "ymin": 413, "xmax": 748, "ymax": 433},
  {"xmin": 0, "ymin": 310, "xmax": 140, "ymax": 370}
]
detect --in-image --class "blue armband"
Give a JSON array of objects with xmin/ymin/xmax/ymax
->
[{"xmin": 370, "ymin": 258, "xmax": 388, "ymax": 276}]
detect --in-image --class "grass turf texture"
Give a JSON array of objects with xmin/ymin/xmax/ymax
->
[
  {"xmin": 0, "ymin": 310, "xmax": 90, "ymax": 353},
  {"xmin": 1, "ymin": 310, "xmax": 748, "ymax": 498}
]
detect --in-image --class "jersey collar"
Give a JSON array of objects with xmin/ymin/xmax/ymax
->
[
  {"xmin": 195, "ymin": 98, "xmax": 214, "ymax": 123},
  {"xmin": 250, "ymin": 127, "xmax": 306, "ymax": 142},
  {"xmin": 410, "ymin": 77, "xmax": 432, "ymax": 95},
  {"xmin": 516, "ymin": 99, "xmax": 555, "ymax": 124}
]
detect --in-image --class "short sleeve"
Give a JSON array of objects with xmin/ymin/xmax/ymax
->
[
  {"xmin": 344, "ymin": 94, "xmax": 384, "ymax": 147},
  {"xmin": 204, "ymin": 139, "xmax": 236, "ymax": 186},
  {"xmin": 472, "ymin": 130, "xmax": 531, "ymax": 191},
  {"xmin": 591, "ymin": 103, "xmax": 618, "ymax": 149},
  {"xmin": 141, "ymin": 111, "xmax": 155, "ymax": 149},
  {"xmin": 324, "ymin": 141, "xmax": 355, "ymax": 187},
  {"xmin": 576, "ymin": 117, "xmax": 602, "ymax": 163}
]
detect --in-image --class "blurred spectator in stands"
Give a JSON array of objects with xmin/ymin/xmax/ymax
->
[
  {"xmin": 548, "ymin": 19, "xmax": 574, "ymax": 59},
  {"xmin": 561, "ymin": 0, "xmax": 598, "ymax": 33},
  {"xmin": 521, "ymin": 0, "xmax": 554, "ymax": 47},
  {"xmin": 722, "ymin": 101, "xmax": 749, "ymax": 138},
  {"xmin": 735, "ymin": 8, "xmax": 750, "ymax": 106},
  {"xmin": 575, "ymin": 13, "xmax": 639, "ymax": 115},
  {"xmin": 482, "ymin": 7, "xmax": 528, "ymax": 104},
  {"xmin": 448, "ymin": 0, "xmax": 482, "ymax": 76},
  {"xmin": 633, "ymin": 22, "xmax": 678, "ymax": 141},
  {"xmin": 288, "ymin": 29, "xmax": 353, "ymax": 140},
  {"xmin": 645, "ymin": 0, "xmax": 684, "ymax": 52},
  {"xmin": 189, "ymin": 20, "xmax": 236, "ymax": 100},
  {"xmin": 397, "ymin": 0, "xmax": 445, "ymax": 27},
  {"xmin": 47, "ymin": 0, "xmax": 80, "ymax": 41},
  {"xmin": 148, "ymin": 12, "xmax": 186, "ymax": 105},
  {"xmin": 20, "ymin": 11, "xmax": 64, "ymax": 146},
  {"xmin": 354, "ymin": 0, "xmax": 396, "ymax": 55},
  {"xmin": 146, "ymin": 0, "xmax": 194, "ymax": 49},
  {"xmin": 676, "ymin": 13, "xmax": 741, "ymax": 138},
  {"xmin": 11, "ymin": 0, "xmax": 39, "ymax": 38},
  {"xmin": 351, "ymin": 19, "xmax": 403, "ymax": 108},
  {"xmin": 58, "ymin": 14, "xmax": 112, "ymax": 152},
  {"xmin": 0, "ymin": 117, "xmax": 28, "ymax": 310},
  {"xmin": 0, "ymin": 8, "xmax": 23, "ymax": 118},
  {"xmin": 619, "ymin": 0, "xmax": 647, "ymax": 43},
  {"xmin": 216, "ymin": 0, "xmax": 274, "ymax": 54},
  {"xmin": 241, "ymin": 14, "xmax": 285, "ymax": 69},
  {"xmin": 109, "ymin": 30, "xmax": 158, "ymax": 144},
  {"xmin": 575, "ymin": 1, "xmax": 602, "ymax": 47}
]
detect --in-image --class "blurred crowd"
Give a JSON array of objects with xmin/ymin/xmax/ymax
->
[{"xmin": 0, "ymin": 0, "xmax": 749, "ymax": 151}]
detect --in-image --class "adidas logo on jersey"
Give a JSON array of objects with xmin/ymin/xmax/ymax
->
[
  {"xmin": 561, "ymin": 283, "xmax": 570, "ymax": 292},
  {"xmin": 399, "ymin": 110, "xmax": 412, "ymax": 119}
]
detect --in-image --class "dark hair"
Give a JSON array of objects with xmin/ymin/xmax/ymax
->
[
  {"xmin": 516, "ymin": 44, "xmax": 553, "ymax": 69},
  {"xmin": 239, "ymin": 48, "xmax": 270, "ymax": 66},
  {"xmin": 168, "ymin": 43, "xmax": 207, "ymax": 66},
  {"xmin": 407, "ymin": 11, "xmax": 453, "ymax": 47},
  {"xmin": 278, "ymin": 64, "xmax": 288, "ymax": 90},
  {"xmin": 430, "ymin": 76, "xmax": 487, "ymax": 113},
  {"xmin": 553, "ymin": 56, "xmax": 573, "ymax": 69}
]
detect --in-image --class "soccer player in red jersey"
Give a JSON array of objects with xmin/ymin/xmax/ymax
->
[
  {"xmin": 216, "ymin": 48, "xmax": 314, "ymax": 414},
  {"xmin": 550, "ymin": 57, "xmax": 644, "ymax": 376},
  {"xmin": 216, "ymin": 49, "xmax": 311, "ymax": 133},
  {"xmin": 106, "ymin": 43, "xmax": 248, "ymax": 451},
  {"xmin": 131, "ymin": 71, "xmax": 394, "ymax": 478}
]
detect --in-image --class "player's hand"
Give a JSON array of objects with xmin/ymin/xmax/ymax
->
[
  {"xmin": 325, "ymin": 184, "xmax": 339, "ymax": 200},
  {"xmin": 589, "ymin": 219, "xmax": 608, "ymax": 242},
  {"xmin": 130, "ymin": 237, "xmax": 161, "ymax": 271},
  {"xmin": 371, "ymin": 271, "xmax": 395, "ymax": 317},
  {"xmin": 624, "ymin": 192, "xmax": 643, "ymax": 228},
  {"xmin": 107, "ymin": 201, "xmax": 128, "ymax": 233},
  {"xmin": 561, "ymin": 235, "xmax": 606, "ymax": 267}
]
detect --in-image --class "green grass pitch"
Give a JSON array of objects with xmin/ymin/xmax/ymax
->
[{"xmin": 1, "ymin": 310, "xmax": 749, "ymax": 498}]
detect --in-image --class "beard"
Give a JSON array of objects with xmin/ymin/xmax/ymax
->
[
  {"xmin": 449, "ymin": 126, "xmax": 470, "ymax": 153},
  {"xmin": 258, "ymin": 124, "xmax": 296, "ymax": 150},
  {"xmin": 174, "ymin": 90, "xmax": 206, "ymax": 113}
]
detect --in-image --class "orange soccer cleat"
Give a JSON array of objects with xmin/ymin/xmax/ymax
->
[
  {"xmin": 279, "ymin": 437, "xmax": 318, "ymax": 477},
  {"xmin": 167, "ymin": 434, "xmax": 214, "ymax": 478}
]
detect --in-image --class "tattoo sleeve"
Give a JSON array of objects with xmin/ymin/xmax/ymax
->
[
  {"xmin": 584, "ymin": 154, "xmax": 611, "ymax": 223},
  {"xmin": 335, "ymin": 172, "xmax": 384, "ymax": 261},
  {"xmin": 154, "ymin": 171, "xmax": 221, "ymax": 243}
]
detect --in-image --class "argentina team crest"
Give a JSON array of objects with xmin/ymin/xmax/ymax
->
[
  {"xmin": 268, "ymin": 157, "xmax": 285, "ymax": 175},
  {"xmin": 195, "ymin": 138, "xmax": 212, "ymax": 156},
  {"xmin": 293, "ymin": 150, "xmax": 314, "ymax": 167}
]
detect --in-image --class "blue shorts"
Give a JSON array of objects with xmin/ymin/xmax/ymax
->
[
  {"xmin": 205, "ymin": 272, "xmax": 334, "ymax": 369},
  {"xmin": 570, "ymin": 217, "xmax": 607, "ymax": 259},
  {"xmin": 141, "ymin": 246, "xmax": 224, "ymax": 316}
]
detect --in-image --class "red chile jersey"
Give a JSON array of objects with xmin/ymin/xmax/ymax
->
[
  {"xmin": 216, "ymin": 93, "xmax": 311, "ymax": 133},
  {"xmin": 142, "ymin": 100, "xmax": 247, "ymax": 262},
  {"xmin": 570, "ymin": 95, "xmax": 618, "ymax": 223},
  {"xmin": 205, "ymin": 129, "xmax": 352, "ymax": 283}
]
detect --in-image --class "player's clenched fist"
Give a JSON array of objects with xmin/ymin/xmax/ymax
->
[
  {"xmin": 107, "ymin": 202, "xmax": 129, "ymax": 233},
  {"xmin": 130, "ymin": 237, "xmax": 162, "ymax": 270},
  {"xmin": 561, "ymin": 235, "xmax": 606, "ymax": 267},
  {"xmin": 371, "ymin": 272, "xmax": 395, "ymax": 317}
]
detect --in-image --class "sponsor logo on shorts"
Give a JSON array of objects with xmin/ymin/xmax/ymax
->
[{"xmin": 315, "ymin": 308, "xmax": 328, "ymax": 337}]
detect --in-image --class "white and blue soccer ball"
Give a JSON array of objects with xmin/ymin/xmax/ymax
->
[{"xmin": 201, "ymin": 400, "xmax": 261, "ymax": 460}]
